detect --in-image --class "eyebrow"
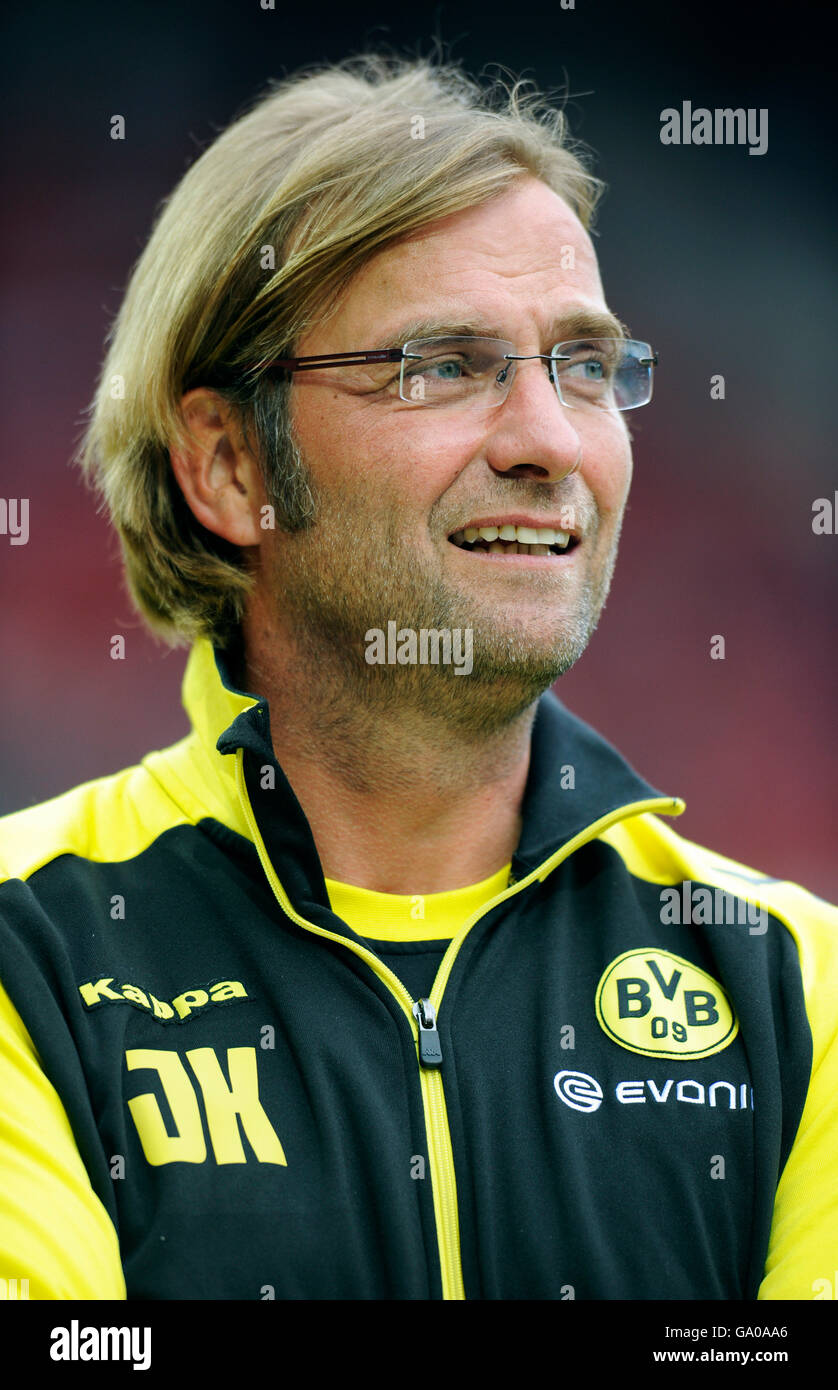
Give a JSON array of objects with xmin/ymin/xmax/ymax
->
[{"xmin": 375, "ymin": 307, "xmax": 629, "ymax": 350}]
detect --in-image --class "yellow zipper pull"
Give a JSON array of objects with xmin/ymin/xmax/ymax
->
[{"xmin": 413, "ymin": 998, "xmax": 443, "ymax": 1067}]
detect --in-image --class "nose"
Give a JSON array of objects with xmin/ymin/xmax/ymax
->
[{"xmin": 482, "ymin": 356, "xmax": 583, "ymax": 484}]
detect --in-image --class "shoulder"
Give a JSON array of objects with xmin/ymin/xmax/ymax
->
[
  {"xmin": 600, "ymin": 808, "xmax": 838, "ymax": 930},
  {"xmin": 600, "ymin": 810, "xmax": 838, "ymax": 1044},
  {"xmin": 0, "ymin": 738, "xmax": 198, "ymax": 887}
]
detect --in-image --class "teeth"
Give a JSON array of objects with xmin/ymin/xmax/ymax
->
[
  {"xmin": 462, "ymin": 524, "xmax": 571, "ymax": 546},
  {"xmin": 451, "ymin": 524, "xmax": 575, "ymax": 552}
]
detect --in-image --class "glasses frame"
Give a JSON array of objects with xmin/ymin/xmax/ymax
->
[{"xmin": 262, "ymin": 337, "xmax": 659, "ymax": 411}]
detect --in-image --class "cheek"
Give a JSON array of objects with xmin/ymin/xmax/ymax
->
[
  {"xmin": 291, "ymin": 394, "xmax": 385, "ymax": 492},
  {"xmin": 356, "ymin": 415, "xmax": 479, "ymax": 504},
  {"xmin": 391, "ymin": 413, "xmax": 491, "ymax": 486},
  {"xmin": 579, "ymin": 419, "xmax": 633, "ymax": 514}
]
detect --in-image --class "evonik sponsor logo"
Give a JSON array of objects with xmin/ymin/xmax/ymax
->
[{"xmin": 553, "ymin": 1069, "xmax": 754, "ymax": 1114}]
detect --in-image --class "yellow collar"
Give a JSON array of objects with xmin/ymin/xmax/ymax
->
[{"xmin": 325, "ymin": 861, "xmax": 512, "ymax": 941}]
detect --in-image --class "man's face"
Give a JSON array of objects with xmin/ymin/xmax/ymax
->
[{"xmin": 261, "ymin": 176, "xmax": 634, "ymax": 730}]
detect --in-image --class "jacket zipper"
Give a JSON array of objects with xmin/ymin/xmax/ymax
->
[
  {"xmin": 234, "ymin": 747, "xmax": 684, "ymax": 1300},
  {"xmin": 232, "ymin": 754, "xmax": 466, "ymax": 1294}
]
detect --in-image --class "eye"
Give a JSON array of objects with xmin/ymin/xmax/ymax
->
[
  {"xmin": 557, "ymin": 345, "xmax": 617, "ymax": 381},
  {"xmin": 426, "ymin": 358, "xmax": 465, "ymax": 380},
  {"xmin": 403, "ymin": 353, "xmax": 472, "ymax": 380}
]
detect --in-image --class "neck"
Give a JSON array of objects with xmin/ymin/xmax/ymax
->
[{"xmin": 239, "ymin": 618, "xmax": 537, "ymax": 895}]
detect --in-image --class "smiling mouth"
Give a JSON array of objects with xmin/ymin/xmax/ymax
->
[{"xmin": 449, "ymin": 523, "xmax": 579, "ymax": 557}]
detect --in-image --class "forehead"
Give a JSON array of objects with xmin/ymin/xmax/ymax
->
[{"xmin": 307, "ymin": 176, "xmax": 608, "ymax": 352}]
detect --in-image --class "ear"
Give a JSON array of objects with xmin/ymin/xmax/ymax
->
[{"xmin": 169, "ymin": 389, "xmax": 268, "ymax": 546}]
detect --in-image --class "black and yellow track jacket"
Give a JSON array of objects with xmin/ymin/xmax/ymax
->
[{"xmin": 1, "ymin": 638, "xmax": 836, "ymax": 1300}]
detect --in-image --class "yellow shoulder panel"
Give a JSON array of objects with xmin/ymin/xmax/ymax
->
[
  {"xmin": 0, "ymin": 731, "xmax": 252, "ymax": 886},
  {"xmin": 601, "ymin": 812, "xmax": 838, "ymax": 1300},
  {"xmin": 142, "ymin": 732, "xmax": 253, "ymax": 844},
  {"xmin": 756, "ymin": 881, "xmax": 838, "ymax": 1300},
  {"xmin": 0, "ymin": 979, "xmax": 126, "ymax": 1299}
]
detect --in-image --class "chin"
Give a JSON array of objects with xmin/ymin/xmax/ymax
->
[{"xmin": 428, "ymin": 644, "xmax": 588, "ymax": 734}]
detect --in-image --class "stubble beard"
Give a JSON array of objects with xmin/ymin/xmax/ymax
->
[{"xmin": 266, "ymin": 470, "xmax": 624, "ymax": 740}]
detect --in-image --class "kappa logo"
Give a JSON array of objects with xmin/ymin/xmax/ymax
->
[
  {"xmin": 595, "ymin": 949, "xmax": 738, "ymax": 1060},
  {"xmin": 78, "ymin": 976, "xmax": 249, "ymax": 1023}
]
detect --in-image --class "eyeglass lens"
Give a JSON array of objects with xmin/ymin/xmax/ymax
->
[{"xmin": 399, "ymin": 337, "xmax": 654, "ymax": 410}]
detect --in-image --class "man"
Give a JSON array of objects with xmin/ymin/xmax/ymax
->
[{"xmin": 0, "ymin": 53, "xmax": 835, "ymax": 1301}]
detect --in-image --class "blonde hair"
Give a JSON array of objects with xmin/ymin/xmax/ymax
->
[{"xmin": 76, "ymin": 51, "xmax": 604, "ymax": 648}]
